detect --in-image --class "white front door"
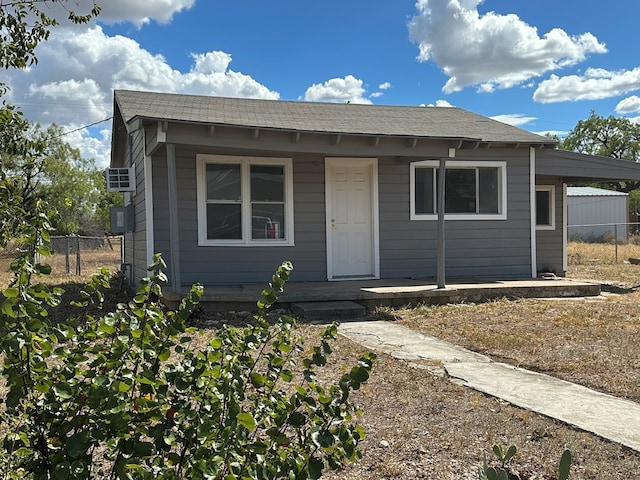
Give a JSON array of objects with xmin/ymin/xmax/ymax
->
[{"xmin": 325, "ymin": 158, "xmax": 379, "ymax": 280}]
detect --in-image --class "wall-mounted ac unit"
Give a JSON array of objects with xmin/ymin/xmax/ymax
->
[{"xmin": 106, "ymin": 166, "xmax": 135, "ymax": 192}]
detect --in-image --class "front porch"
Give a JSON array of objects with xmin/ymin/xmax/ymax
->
[{"xmin": 162, "ymin": 277, "xmax": 601, "ymax": 312}]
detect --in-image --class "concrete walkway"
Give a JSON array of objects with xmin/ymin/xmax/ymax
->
[{"xmin": 338, "ymin": 320, "xmax": 640, "ymax": 452}]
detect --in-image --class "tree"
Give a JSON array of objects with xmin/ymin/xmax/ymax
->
[
  {"xmin": 558, "ymin": 111, "xmax": 640, "ymax": 193},
  {"xmin": 1, "ymin": 1, "xmax": 101, "ymax": 236},
  {"xmin": 1, "ymin": 122, "xmax": 120, "ymax": 235},
  {"xmin": 0, "ymin": 0, "xmax": 100, "ymax": 71}
]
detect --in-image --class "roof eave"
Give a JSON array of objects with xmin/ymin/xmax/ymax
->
[{"xmin": 132, "ymin": 115, "xmax": 555, "ymax": 149}]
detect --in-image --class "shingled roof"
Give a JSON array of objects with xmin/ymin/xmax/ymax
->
[{"xmin": 114, "ymin": 89, "xmax": 554, "ymax": 146}]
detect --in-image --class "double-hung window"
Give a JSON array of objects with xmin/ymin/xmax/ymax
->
[
  {"xmin": 535, "ymin": 185, "xmax": 555, "ymax": 230},
  {"xmin": 197, "ymin": 155, "xmax": 294, "ymax": 246},
  {"xmin": 410, "ymin": 160, "xmax": 507, "ymax": 220}
]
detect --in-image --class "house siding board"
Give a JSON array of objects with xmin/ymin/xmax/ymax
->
[
  {"xmin": 534, "ymin": 176, "xmax": 565, "ymax": 275},
  {"xmin": 125, "ymin": 128, "xmax": 149, "ymax": 285}
]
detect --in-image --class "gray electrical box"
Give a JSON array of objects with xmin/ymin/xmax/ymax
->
[{"xmin": 110, "ymin": 205, "xmax": 135, "ymax": 234}]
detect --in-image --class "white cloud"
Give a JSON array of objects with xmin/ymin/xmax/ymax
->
[
  {"xmin": 431, "ymin": 99, "xmax": 454, "ymax": 107},
  {"xmin": 615, "ymin": 95, "xmax": 640, "ymax": 114},
  {"xmin": 408, "ymin": 0, "xmax": 607, "ymax": 93},
  {"xmin": 490, "ymin": 113, "xmax": 537, "ymax": 127},
  {"xmin": 41, "ymin": 0, "xmax": 195, "ymax": 26},
  {"xmin": 379, "ymin": 82, "xmax": 392, "ymax": 90},
  {"xmin": 5, "ymin": 25, "xmax": 279, "ymax": 168},
  {"xmin": 64, "ymin": 127, "xmax": 113, "ymax": 169},
  {"xmin": 533, "ymin": 67, "xmax": 640, "ymax": 103},
  {"xmin": 303, "ymin": 75, "xmax": 372, "ymax": 104},
  {"xmin": 535, "ymin": 129, "xmax": 567, "ymax": 138}
]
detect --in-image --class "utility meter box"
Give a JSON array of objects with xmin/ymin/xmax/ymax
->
[{"xmin": 110, "ymin": 205, "xmax": 135, "ymax": 234}]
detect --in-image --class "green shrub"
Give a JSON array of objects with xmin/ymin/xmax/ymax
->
[
  {"xmin": 0, "ymin": 199, "xmax": 375, "ymax": 479},
  {"xmin": 478, "ymin": 443, "xmax": 572, "ymax": 480}
]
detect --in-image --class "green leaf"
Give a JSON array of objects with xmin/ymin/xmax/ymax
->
[
  {"xmin": 485, "ymin": 467, "xmax": 498, "ymax": 480},
  {"xmin": 53, "ymin": 383, "xmax": 73, "ymax": 400},
  {"xmin": 558, "ymin": 449, "xmax": 572, "ymax": 480},
  {"xmin": 236, "ymin": 412, "xmax": 256, "ymax": 432},
  {"xmin": 132, "ymin": 441, "xmax": 154, "ymax": 457},
  {"xmin": 503, "ymin": 444, "xmax": 517, "ymax": 464},
  {"xmin": 349, "ymin": 366, "xmax": 370, "ymax": 384},
  {"xmin": 250, "ymin": 372, "xmax": 266, "ymax": 388},
  {"xmin": 66, "ymin": 430, "xmax": 91, "ymax": 459},
  {"xmin": 308, "ymin": 456, "xmax": 324, "ymax": 480},
  {"xmin": 2, "ymin": 287, "xmax": 19, "ymax": 298},
  {"xmin": 53, "ymin": 462, "xmax": 71, "ymax": 480}
]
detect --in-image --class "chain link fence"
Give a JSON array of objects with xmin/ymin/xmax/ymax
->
[
  {"xmin": 0, "ymin": 235, "xmax": 123, "ymax": 284},
  {"xmin": 568, "ymin": 222, "xmax": 640, "ymax": 264}
]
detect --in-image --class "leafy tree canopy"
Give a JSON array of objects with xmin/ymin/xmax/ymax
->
[
  {"xmin": 0, "ymin": 0, "xmax": 100, "ymax": 72},
  {"xmin": 558, "ymin": 111, "xmax": 640, "ymax": 193},
  {"xmin": 558, "ymin": 111, "xmax": 640, "ymax": 161}
]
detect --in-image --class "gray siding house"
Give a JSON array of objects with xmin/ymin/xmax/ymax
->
[{"xmin": 109, "ymin": 90, "xmax": 640, "ymax": 290}]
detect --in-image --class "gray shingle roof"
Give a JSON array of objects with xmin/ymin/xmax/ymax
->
[{"xmin": 114, "ymin": 89, "xmax": 553, "ymax": 145}]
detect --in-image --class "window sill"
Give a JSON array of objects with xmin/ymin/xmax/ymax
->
[
  {"xmin": 411, "ymin": 214, "xmax": 507, "ymax": 221},
  {"xmin": 198, "ymin": 240, "xmax": 295, "ymax": 247}
]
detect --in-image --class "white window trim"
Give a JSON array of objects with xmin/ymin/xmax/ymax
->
[
  {"xmin": 410, "ymin": 160, "xmax": 507, "ymax": 221},
  {"xmin": 535, "ymin": 185, "xmax": 556, "ymax": 230},
  {"xmin": 196, "ymin": 154, "xmax": 294, "ymax": 246}
]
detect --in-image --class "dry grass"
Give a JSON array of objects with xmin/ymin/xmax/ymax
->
[
  {"xmin": 0, "ymin": 245, "xmax": 122, "ymax": 290},
  {"xmin": 2, "ymin": 242, "xmax": 640, "ymax": 478},
  {"xmin": 568, "ymin": 239, "xmax": 640, "ymax": 287}
]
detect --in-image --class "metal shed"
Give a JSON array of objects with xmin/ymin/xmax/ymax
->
[{"xmin": 567, "ymin": 187, "xmax": 628, "ymax": 242}]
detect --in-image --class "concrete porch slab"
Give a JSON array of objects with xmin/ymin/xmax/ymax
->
[
  {"xmin": 162, "ymin": 277, "xmax": 602, "ymax": 312},
  {"xmin": 290, "ymin": 301, "xmax": 366, "ymax": 322}
]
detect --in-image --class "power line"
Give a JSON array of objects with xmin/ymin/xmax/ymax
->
[{"xmin": 47, "ymin": 116, "xmax": 113, "ymax": 140}]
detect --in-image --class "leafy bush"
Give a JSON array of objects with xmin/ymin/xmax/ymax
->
[
  {"xmin": 478, "ymin": 443, "xmax": 572, "ymax": 480},
  {"xmin": 0, "ymin": 197, "xmax": 375, "ymax": 479}
]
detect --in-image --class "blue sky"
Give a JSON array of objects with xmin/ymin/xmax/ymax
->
[{"xmin": 6, "ymin": 0, "xmax": 640, "ymax": 167}]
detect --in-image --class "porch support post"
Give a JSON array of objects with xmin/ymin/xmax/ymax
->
[
  {"xmin": 166, "ymin": 143, "xmax": 182, "ymax": 293},
  {"xmin": 436, "ymin": 158, "xmax": 446, "ymax": 288},
  {"xmin": 562, "ymin": 183, "xmax": 568, "ymax": 274},
  {"xmin": 436, "ymin": 148, "xmax": 455, "ymax": 288},
  {"xmin": 529, "ymin": 147, "xmax": 537, "ymax": 278}
]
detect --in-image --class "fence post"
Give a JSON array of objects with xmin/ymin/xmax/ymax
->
[
  {"xmin": 75, "ymin": 235, "xmax": 81, "ymax": 275},
  {"xmin": 65, "ymin": 236, "xmax": 70, "ymax": 274},
  {"xmin": 615, "ymin": 224, "xmax": 618, "ymax": 263}
]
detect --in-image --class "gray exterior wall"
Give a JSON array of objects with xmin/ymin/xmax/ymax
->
[
  {"xmin": 120, "ymin": 127, "xmax": 147, "ymax": 284},
  {"xmin": 379, "ymin": 149, "xmax": 532, "ymax": 280},
  {"xmin": 140, "ymin": 132, "xmax": 534, "ymax": 286},
  {"xmin": 535, "ymin": 176, "xmax": 565, "ymax": 275}
]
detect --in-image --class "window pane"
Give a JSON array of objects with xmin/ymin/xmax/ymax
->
[
  {"xmin": 207, "ymin": 204, "xmax": 241, "ymax": 239},
  {"xmin": 251, "ymin": 165, "xmax": 284, "ymax": 202},
  {"xmin": 536, "ymin": 190, "xmax": 551, "ymax": 225},
  {"xmin": 414, "ymin": 168, "xmax": 434, "ymax": 214},
  {"xmin": 206, "ymin": 164, "xmax": 241, "ymax": 201},
  {"xmin": 478, "ymin": 168, "xmax": 499, "ymax": 214},
  {"xmin": 252, "ymin": 204, "xmax": 285, "ymax": 240},
  {"xmin": 445, "ymin": 169, "xmax": 476, "ymax": 213}
]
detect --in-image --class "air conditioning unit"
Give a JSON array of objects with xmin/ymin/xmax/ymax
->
[{"xmin": 106, "ymin": 166, "xmax": 135, "ymax": 192}]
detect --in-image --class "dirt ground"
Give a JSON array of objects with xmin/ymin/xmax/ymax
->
[{"xmin": 316, "ymin": 244, "xmax": 640, "ymax": 479}]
